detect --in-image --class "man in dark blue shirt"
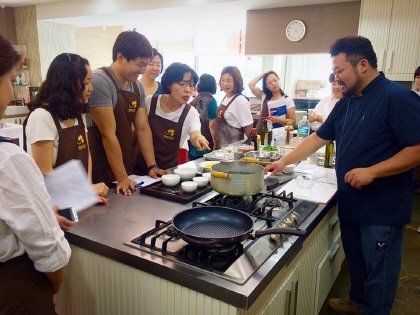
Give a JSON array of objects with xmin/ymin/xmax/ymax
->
[{"xmin": 266, "ymin": 36, "xmax": 420, "ymax": 315}]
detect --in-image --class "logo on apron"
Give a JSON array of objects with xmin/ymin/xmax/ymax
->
[
  {"xmin": 217, "ymin": 109, "xmax": 223, "ymax": 119},
  {"xmin": 129, "ymin": 100, "xmax": 138, "ymax": 112},
  {"xmin": 163, "ymin": 128, "xmax": 175, "ymax": 140},
  {"xmin": 77, "ymin": 134, "xmax": 87, "ymax": 150}
]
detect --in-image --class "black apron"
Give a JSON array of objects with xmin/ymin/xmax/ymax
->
[
  {"xmin": 134, "ymin": 94, "xmax": 190, "ymax": 173},
  {"xmin": 213, "ymin": 94, "xmax": 244, "ymax": 150},
  {"xmin": 88, "ymin": 67, "xmax": 140, "ymax": 185}
]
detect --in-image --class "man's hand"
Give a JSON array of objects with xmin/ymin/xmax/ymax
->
[
  {"xmin": 53, "ymin": 206, "xmax": 74, "ymax": 231},
  {"xmin": 265, "ymin": 159, "xmax": 287, "ymax": 175},
  {"xmin": 344, "ymin": 167, "xmax": 375, "ymax": 189},
  {"xmin": 149, "ymin": 167, "xmax": 168, "ymax": 179},
  {"xmin": 91, "ymin": 182, "xmax": 109, "ymax": 197},
  {"xmin": 116, "ymin": 177, "xmax": 137, "ymax": 196}
]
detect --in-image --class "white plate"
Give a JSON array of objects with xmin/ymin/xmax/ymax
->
[{"xmin": 199, "ymin": 161, "xmax": 220, "ymax": 171}]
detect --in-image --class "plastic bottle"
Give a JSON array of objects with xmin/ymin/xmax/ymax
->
[
  {"xmin": 323, "ymin": 140, "xmax": 335, "ymax": 168},
  {"xmin": 297, "ymin": 115, "xmax": 310, "ymax": 138}
]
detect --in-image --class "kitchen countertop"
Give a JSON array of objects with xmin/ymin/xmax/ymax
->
[{"xmin": 64, "ymin": 159, "xmax": 337, "ymax": 309}]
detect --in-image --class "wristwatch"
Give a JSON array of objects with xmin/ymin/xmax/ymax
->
[{"xmin": 148, "ymin": 164, "xmax": 158, "ymax": 171}]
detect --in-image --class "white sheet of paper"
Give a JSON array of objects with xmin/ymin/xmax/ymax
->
[
  {"xmin": 112, "ymin": 174, "xmax": 161, "ymax": 187},
  {"xmin": 44, "ymin": 160, "xmax": 98, "ymax": 212}
]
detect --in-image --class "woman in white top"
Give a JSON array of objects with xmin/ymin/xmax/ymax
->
[
  {"xmin": 308, "ymin": 73, "xmax": 343, "ymax": 131},
  {"xmin": 25, "ymin": 53, "xmax": 108, "ymax": 205},
  {"xmin": 140, "ymin": 48, "xmax": 164, "ymax": 96},
  {"xmin": 213, "ymin": 66, "xmax": 254, "ymax": 149},
  {"xmin": 134, "ymin": 62, "xmax": 209, "ymax": 172},
  {"xmin": 0, "ymin": 34, "xmax": 71, "ymax": 315},
  {"xmin": 249, "ymin": 71, "xmax": 296, "ymax": 133}
]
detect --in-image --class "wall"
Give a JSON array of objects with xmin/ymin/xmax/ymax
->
[
  {"xmin": 15, "ymin": 6, "xmax": 42, "ymax": 87},
  {"xmin": 75, "ymin": 26, "xmax": 124, "ymax": 70},
  {"xmin": 245, "ymin": 1, "xmax": 360, "ymax": 54},
  {"xmin": 0, "ymin": 7, "xmax": 17, "ymax": 43},
  {"xmin": 37, "ymin": 21, "xmax": 76, "ymax": 80}
]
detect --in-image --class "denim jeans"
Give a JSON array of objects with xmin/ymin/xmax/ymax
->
[{"xmin": 340, "ymin": 220, "xmax": 405, "ymax": 315}]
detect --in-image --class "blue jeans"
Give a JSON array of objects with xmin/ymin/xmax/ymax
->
[{"xmin": 340, "ymin": 220, "xmax": 405, "ymax": 315}]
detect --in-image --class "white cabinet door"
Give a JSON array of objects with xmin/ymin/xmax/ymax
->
[
  {"xmin": 358, "ymin": 0, "xmax": 393, "ymax": 71},
  {"xmin": 261, "ymin": 271, "xmax": 297, "ymax": 315},
  {"xmin": 385, "ymin": 0, "xmax": 420, "ymax": 80}
]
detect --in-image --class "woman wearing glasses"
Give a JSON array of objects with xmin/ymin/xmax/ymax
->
[{"xmin": 134, "ymin": 62, "xmax": 209, "ymax": 173}]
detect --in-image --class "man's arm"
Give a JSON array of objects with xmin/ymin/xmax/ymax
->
[
  {"xmin": 134, "ymin": 108, "xmax": 167, "ymax": 178},
  {"xmin": 265, "ymin": 133, "xmax": 328, "ymax": 174},
  {"xmin": 345, "ymin": 143, "xmax": 420, "ymax": 189},
  {"xmin": 89, "ymin": 106, "xmax": 136, "ymax": 195}
]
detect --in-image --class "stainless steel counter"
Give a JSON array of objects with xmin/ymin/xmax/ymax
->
[{"xmin": 65, "ymin": 159, "xmax": 336, "ymax": 309}]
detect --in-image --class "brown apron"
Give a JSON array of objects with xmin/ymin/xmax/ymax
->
[
  {"xmin": 23, "ymin": 111, "xmax": 89, "ymax": 171},
  {"xmin": 88, "ymin": 67, "xmax": 140, "ymax": 185},
  {"xmin": 0, "ymin": 254, "xmax": 56, "ymax": 315},
  {"xmin": 134, "ymin": 94, "xmax": 191, "ymax": 173},
  {"xmin": 213, "ymin": 94, "xmax": 244, "ymax": 150}
]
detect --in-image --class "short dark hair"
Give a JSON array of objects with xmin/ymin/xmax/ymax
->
[
  {"xmin": 28, "ymin": 53, "xmax": 89, "ymax": 120},
  {"xmin": 0, "ymin": 35, "xmax": 21, "ymax": 77},
  {"xmin": 329, "ymin": 73, "xmax": 336, "ymax": 83},
  {"xmin": 161, "ymin": 62, "xmax": 199, "ymax": 94},
  {"xmin": 219, "ymin": 66, "xmax": 244, "ymax": 94},
  {"xmin": 262, "ymin": 71, "xmax": 285, "ymax": 100},
  {"xmin": 197, "ymin": 73, "xmax": 217, "ymax": 94},
  {"xmin": 112, "ymin": 31, "xmax": 153, "ymax": 62},
  {"xmin": 151, "ymin": 48, "xmax": 164, "ymax": 74},
  {"xmin": 329, "ymin": 36, "xmax": 377, "ymax": 69},
  {"xmin": 415, "ymin": 66, "xmax": 420, "ymax": 79}
]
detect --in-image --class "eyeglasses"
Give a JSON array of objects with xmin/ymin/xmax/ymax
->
[{"xmin": 176, "ymin": 81, "xmax": 195, "ymax": 89}]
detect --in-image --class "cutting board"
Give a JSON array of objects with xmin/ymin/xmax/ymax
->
[{"xmin": 280, "ymin": 179, "xmax": 336, "ymax": 204}]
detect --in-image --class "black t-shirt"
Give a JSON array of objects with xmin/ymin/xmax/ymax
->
[{"xmin": 317, "ymin": 73, "xmax": 420, "ymax": 224}]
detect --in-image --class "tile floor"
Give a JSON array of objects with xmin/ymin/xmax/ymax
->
[{"xmin": 319, "ymin": 195, "xmax": 420, "ymax": 315}]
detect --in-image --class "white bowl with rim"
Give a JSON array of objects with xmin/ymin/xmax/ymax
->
[
  {"xmin": 161, "ymin": 174, "xmax": 180, "ymax": 187},
  {"xmin": 181, "ymin": 181, "xmax": 198, "ymax": 193},
  {"xmin": 174, "ymin": 167, "xmax": 196, "ymax": 181},
  {"xmin": 201, "ymin": 172, "xmax": 211, "ymax": 179},
  {"xmin": 192, "ymin": 176, "xmax": 208, "ymax": 187}
]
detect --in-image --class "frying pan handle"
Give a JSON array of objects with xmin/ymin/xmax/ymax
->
[
  {"xmin": 211, "ymin": 171, "xmax": 230, "ymax": 179},
  {"xmin": 253, "ymin": 227, "xmax": 307, "ymax": 237}
]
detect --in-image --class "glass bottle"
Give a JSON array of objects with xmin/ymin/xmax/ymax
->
[{"xmin": 324, "ymin": 140, "xmax": 335, "ymax": 168}]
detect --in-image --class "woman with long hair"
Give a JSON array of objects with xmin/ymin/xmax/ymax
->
[
  {"xmin": 249, "ymin": 71, "xmax": 296, "ymax": 133},
  {"xmin": 24, "ymin": 53, "xmax": 108, "ymax": 202},
  {"xmin": 213, "ymin": 66, "xmax": 253, "ymax": 149},
  {"xmin": 0, "ymin": 34, "xmax": 71, "ymax": 315}
]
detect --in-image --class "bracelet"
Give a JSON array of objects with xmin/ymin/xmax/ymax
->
[{"xmin": 147, "ymin": 164, "xmax": 158, "ymax": 171}]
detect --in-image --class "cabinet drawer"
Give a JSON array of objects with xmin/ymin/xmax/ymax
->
[
  {"xmin": 327, "ymin": 206, "xmax": 340, "ymax": 245},
  {"xmin": 314, "ymin": 233, "xmax": 345, "ymax": 315}
]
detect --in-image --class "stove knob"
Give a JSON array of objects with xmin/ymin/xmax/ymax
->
[
  {"xmin": 270, "ymin": 234, "xmax": 281, "ymax": 242},
  {"xmin": 291, "ymin": 212, "xmax": 299, "ymax": 220}
]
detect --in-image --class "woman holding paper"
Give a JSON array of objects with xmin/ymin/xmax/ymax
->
[
  {"xmin": 24, "ymin": 53, "xmax": 109, "ymax": 200},
  {"xmin": 0, "ymin": 34, "xmax": 71, "ymax": 315}
]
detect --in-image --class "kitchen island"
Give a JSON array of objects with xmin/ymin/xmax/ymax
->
[{"xmin": 56, "ymin": 163, "xmax": 343, "ymax": 315}]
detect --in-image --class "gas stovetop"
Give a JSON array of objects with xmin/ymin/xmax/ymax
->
[{"xmin": 125, "ymin": 190, "xmax": 318, "ymax": 284}]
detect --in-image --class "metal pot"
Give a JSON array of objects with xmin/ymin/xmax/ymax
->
[{"xmin": 210, "ymin": 161, "xmax": 264, "ymax": 196}]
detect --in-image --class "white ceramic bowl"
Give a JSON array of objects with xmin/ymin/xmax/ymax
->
[
  {"xmin": 161, "ymin": 174, "xmax": 180, "ymax": 187},
  {"xmin": 192, "ymin": 176, "xmax": 209, "ymax": 187},
  {"xmin": 173, "ymin": 167, "xmax": 197, "ymax": 181},
  {"xmin": 181, "ymin": 181, "xmax": 198, "ymax": 193},
  {"xmin": 283, "ymin": 164, "xmax": 296, "ymax": 174},
  {"xmin": 201, "ymin": 172, "xmax": 211, "ymax": 179}
]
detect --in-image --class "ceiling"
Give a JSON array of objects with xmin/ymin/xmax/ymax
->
[{"xmin": 0, "ymin": 0, "xmax": 63, "ymax": 7}]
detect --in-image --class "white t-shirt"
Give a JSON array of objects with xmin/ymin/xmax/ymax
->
[
  {"xmin": 0, "ymin": 142, "xmax": 71, "ymax": 272},
  {"xmin": 263, "ymin": 94, "xmax": 295, "ymax": 121},
  {"xmin": 310, "ymin": 96, "xmax": 340, "ymax": 131},
  {"xmin": 25, "ymin": 108, "xmax": 88, "ymax": 166},
  {"xmin": 221, "ymin": 94, "xmax": 253, "ymax": 129},
  {"xmin": 145, "ymin": 95, "xmax": 201, "ymax": 147}
]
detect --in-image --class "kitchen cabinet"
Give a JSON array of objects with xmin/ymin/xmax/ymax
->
[{"xmin": 358, "ymin": 0, "xmax": 420, "ymax": 81}]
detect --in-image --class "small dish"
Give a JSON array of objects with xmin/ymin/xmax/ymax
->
[
  {"xmin": 282, "ymin": 164, "xmax": 296, "ymax": 174},
  {"xmin": 192, "ymin": 176, "xmax": 209, "ymax": 187},
  {"xmin": 181, "ymin": 181, "xmax": 198, "ymax": 193},
  {"xmin": 161, "ymin": 174, "xmax": 180, "ymax": 187},
  {"xmin": 201, "ymin": 172, "xmax": 211, "ymax": 179},
  {"xmin": 174, "ymin": 167, "xmax": 197, "ymax": 181}
]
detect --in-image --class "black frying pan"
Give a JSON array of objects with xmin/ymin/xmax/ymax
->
[{"xmin": 172, "ymin": 206, "xmax": 306, "ymax": 247}]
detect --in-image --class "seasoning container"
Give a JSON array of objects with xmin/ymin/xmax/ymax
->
[{"xmin": 285, "ymin": 121, "xmax": 294, "ymax": 145}]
